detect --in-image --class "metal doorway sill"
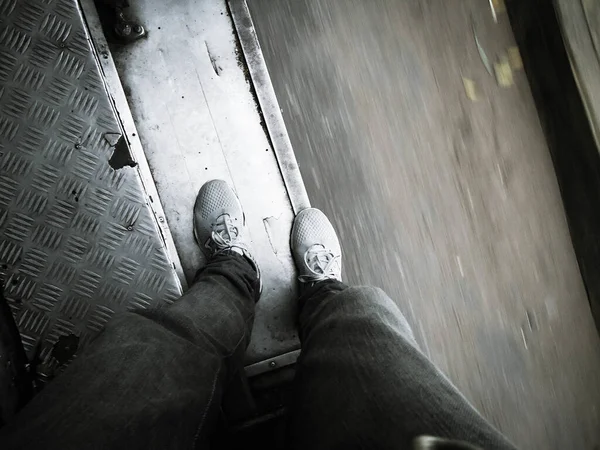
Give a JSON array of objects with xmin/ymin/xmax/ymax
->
[{"xmin": 79, "ymin": 0, "xmax": 308, "ymax": 373}]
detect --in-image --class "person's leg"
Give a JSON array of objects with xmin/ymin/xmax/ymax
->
[
  {"xmin": 0, "ymin": 180, "xmax": 260, "ymax": 450},
  {"xmin": 287, "ymin": 208, "xmax": 516, "ymax": 450}
]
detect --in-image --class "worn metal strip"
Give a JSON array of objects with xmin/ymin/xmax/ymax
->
[
  {"xmin": 244, "ymin": 348, "xmax": 301, "ymax": 378},
  {"xmin": 228, "ymin": 0, "xmax": 311, "ymax": 215}
]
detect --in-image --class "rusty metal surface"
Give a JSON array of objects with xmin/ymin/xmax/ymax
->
[{"xmin": 0, "ymin": 0, "xmax": 181, "ymax": 381}]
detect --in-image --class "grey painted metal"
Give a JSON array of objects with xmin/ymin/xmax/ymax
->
[
  {"xmin": 0, "ymin": 0, "xmax": 182, "ymax": 381},
  {"xmin": 554, "ymin": 0, "xmax": 600, "ymax": 150},
  {"xmin": 88, "ymin": 0, "xmax": 302, "ymax": 369},
  {"xmin": 228, "ymin": 0, "xmax": 311, "ymax": 214}
]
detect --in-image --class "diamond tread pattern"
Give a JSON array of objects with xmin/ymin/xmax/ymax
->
[{"xmin": 0, "ymin": 0, "xmax": 181, "ymax": 380}]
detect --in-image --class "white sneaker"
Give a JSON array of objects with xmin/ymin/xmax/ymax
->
[
  {"xmin": 291, "ymin": 208, "xmax": 342, "ymax": 284},
  {"xmin": 193, "ymin": 180, "xmax": 260, "ymax": 281}
]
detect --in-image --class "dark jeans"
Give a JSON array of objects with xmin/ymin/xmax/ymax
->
[{"xmin": 0, "ymin": 253, "xmax": 515, "ymax": 450}]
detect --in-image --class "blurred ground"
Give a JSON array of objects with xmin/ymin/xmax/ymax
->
[{"xmin": 247, "ymin": 0, "xmax": 600, "ymax": 447}]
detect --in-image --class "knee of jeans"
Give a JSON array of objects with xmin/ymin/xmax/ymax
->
[
  {"xmin": 343, "ymin": 286, "xmax": 395, "ymax": 307},
  {"xmin": 345, "ymin": 286, "xmax": 416, "ymax": 342}
]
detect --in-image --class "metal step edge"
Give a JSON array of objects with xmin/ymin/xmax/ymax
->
[
  {"xmin": 79, "ymin": 0, "xmax": 308, "ymax": 376},
  {"xmin": 228, "ymin": 0, "xmax": 311, "ymax": 215}
]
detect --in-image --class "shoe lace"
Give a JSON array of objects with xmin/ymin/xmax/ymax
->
[
  {"xmin": 299, "ymin": 244, "xmax": 341, "ymax": 283},
  {"xmin": 203, "ymin": 214, "xmax": 261, "ymax": 291},
  {"xmin": 205, "ymin": 214, "xmax": 244, "ymax": 254}
]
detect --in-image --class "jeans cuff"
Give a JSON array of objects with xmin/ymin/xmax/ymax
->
[
  {"xmin": 297, "ymin": 279, "xmax": 348, "ymax": 313},
  {"xmin": 194, "ymin": 251, "xmax": 260, "ymax": 302}
]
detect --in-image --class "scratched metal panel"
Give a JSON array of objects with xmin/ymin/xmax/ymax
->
[
  {"xmin": 0, "ymin": 0, "xmax": 181, "ymax": 381},
  {"xmin": 89, "ymin": 0, "xmax": 303, "ymax": 370}
]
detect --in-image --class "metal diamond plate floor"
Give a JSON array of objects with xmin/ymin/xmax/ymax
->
[{"xmin": 0, "ymin": 0, "xmax": 182, "ymax": 381}]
